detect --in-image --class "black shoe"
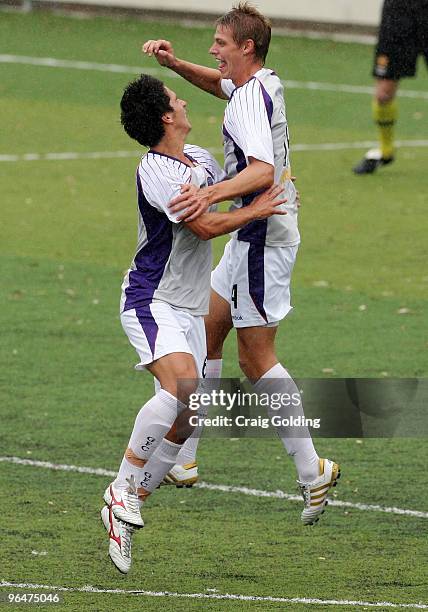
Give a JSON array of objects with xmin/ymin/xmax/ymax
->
[{"xmin": 353, "ymin": 149, "xmax": 394, "ymax": 175}]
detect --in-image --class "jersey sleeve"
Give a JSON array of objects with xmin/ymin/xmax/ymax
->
[
  {"xmin": 221, "ymin": 78, "xmax": 235, "ymax": 99},
  {"xmin": 226, "ymin": 78, "xmax": 274, "ymax": 167},
  {"xmin": 138, "ymin": 158, "xmax": 191, "ymax": 224}
]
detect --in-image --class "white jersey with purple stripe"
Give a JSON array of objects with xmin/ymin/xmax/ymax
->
[
  {"xmin": 120, "ymin": 144, "xmax": 225, "ymax": 316},
  {"xmin": 221, "ymin": 68, "xmax": 300, "ymax": 247}
]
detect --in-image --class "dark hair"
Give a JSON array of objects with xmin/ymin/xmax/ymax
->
[
  {"xmin": 216, "ymin": 2, "xmax": 271, "ymax": 63},
  {"xmin": 120, "ymin": 74, "xmax": 172, "ymax": 147}
]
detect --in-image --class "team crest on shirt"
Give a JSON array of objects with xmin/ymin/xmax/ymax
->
[{"xmin": 375, "ymin": 55, "xmax": 389, "ymax": 77}]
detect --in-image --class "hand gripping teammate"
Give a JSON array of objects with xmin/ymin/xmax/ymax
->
[
  {"xmin": 101, "ymin": 73, "xmax": 286, "ymax": 573},
  {"xmin": 143, "ymin": 2, "xmax": 340, "ymax": 526}
]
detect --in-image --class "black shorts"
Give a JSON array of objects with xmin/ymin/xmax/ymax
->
[{"xmin": 373, "ymin": 0, "xmax": 428, "ymax": 79}]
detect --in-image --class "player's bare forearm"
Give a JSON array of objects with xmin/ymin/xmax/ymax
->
[
  {"xmin": 170, "ymin": 160, "xmax": 274, "ymax": 221},
  {"xmin": 171, "ymin": 59, "xmax": 226, "ymax": 99},
  {"xmin": 206, "ymin": 160, "xmax": 274, "ymax": 205},
  {"xmin": 186, "ymin": 185, "xmax": 286, "ymax": 240},
  {"xmin": 142, "ymin": 39, "xmax": 226, "ymax": 99},
  {"xmin": 187, "ymin": 208, "xmax": 256, "ymax": 240}
]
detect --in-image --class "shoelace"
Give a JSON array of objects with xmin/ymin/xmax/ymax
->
[
  {"xmin": 125, "ymin": 475, "xmax": 140, "ymax": 513},
  {"xmin": 298, "ymin": 484, "xmax": 311, "ymax": 506},
  {"xmin": 121, "ymin": 522, "xmax": 135, "ymax": 559}
]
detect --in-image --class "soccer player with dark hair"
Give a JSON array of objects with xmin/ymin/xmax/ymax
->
[
  {"xmin": 144, "ymin": 2, "xmax": 340, "ymax": 527},
  {"xmin": 101, "ymin": 73, "xmax": 286, "ymax": 573},
  {"xmin": 353, "ymin": 0, "xmax": 428, "ymax": 174}
]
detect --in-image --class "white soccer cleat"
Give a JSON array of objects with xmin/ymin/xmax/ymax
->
[
  {"xmin": 161, "ymin": 462, "xmax": 198, "ymax": 487},
  {"xmin": 298, "ymin": 458, "xmax": 340, "ymax": 526},
  {"xmin": 103, "ymin": 476, "xmax": 144, "ymax": 527},
  {"xmin": 101, "ymin": 505, "xmax": 136, "ymax": 574}
]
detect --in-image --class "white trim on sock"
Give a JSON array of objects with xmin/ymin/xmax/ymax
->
[{"xmin": 205, "ymin": 359, "xmax": 223, "ymax": 379}]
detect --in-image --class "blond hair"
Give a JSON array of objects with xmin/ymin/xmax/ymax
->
[{"xmin": 216, "ymin": 2, "xmax": 271, "ymax": 63}]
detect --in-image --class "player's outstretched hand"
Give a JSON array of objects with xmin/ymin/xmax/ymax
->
[
  {"xmin": 250, "ymin": 184, "xmax": 287, "ymax": 219},
  {"xmin": 142, "ymin": 39, "xmax": 176, "ymax": 68},
  {"xmin": 169, "ymin": 184, "xmax": 211, "ymax": 222}
]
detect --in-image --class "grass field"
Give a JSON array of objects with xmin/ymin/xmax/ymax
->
[{"xmin": 1, "ymin": 8, "xmax": 428, "ymax": 611}]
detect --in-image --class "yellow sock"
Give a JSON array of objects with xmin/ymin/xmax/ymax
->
[{"xmin": 372, "ymin": 98, "xmax": 397, "ymax": 159}]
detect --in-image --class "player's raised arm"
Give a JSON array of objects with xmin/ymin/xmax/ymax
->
[{"xmin": 142, "ymin": 39, "xmax": 227, "ymax": 99}]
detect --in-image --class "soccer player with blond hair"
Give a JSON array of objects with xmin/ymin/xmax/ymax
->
[{"xmin": 144, "ymin": 2, "xmax": 340, "ymax": 527}]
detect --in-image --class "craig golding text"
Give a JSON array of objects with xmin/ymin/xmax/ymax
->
[{"xmin": 188, "ymin": 414, "xmax": 321, "ymax": 429}]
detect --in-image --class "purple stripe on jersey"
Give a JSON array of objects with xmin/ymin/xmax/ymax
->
[
  {"xmin": 247, "ymin": 243, "xmax": 268, "ymax": 322},
  {"xmin": 237, "ymin": 216, "xmax": 268, "ymax": 244},
  {"xmin": 223, "ymin": 125, "xmax": 247, "ymax": 175},
  {"xmin": 123, "ymin": 172, "xmax": 173, "ymax": 311},
  {"xmin": 258, "ymin": 80, "xmax": 273, "ymax": 125},
  {"xmin": 134, "ymin": 304, "xmax": 158, "ymax": 359},
  {"xmin": 223, "ymin": 125, "xmax": 268, "ymax": 243}
]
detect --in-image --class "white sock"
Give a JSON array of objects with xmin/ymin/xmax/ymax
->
[
  {"xmin": 175, "ymin": 402, "xmax": 209, "ymax": 465},
  {"xmin": 175, "ymin": 359, "xmax": 223, "ymax": 466},
  {"xmin": 255, "ymin": 363, "xmax": 320, "ymax": 482},
  {"xmin": 137, "ymin": 438, "xmax": 183, "ymax": 502},
  {"xmin": 113, "ymin": 389, "xmax": 185, "ymax": 490},
  {"xmin": 174, "ymin": 435, "xmax": 198, "ymax": 465},
  {"xmin": 206, "ymin": 358, "xmax": 223, "ymax": 379}
]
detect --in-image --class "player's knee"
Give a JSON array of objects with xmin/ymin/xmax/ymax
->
[
  {"xmin": 375, "ymin": 80, "xmax": 397, "ymax": 104},
  {"xmin": 377, "ymin": 91, "xmax": 395, "ymax": 104},
  {"xmin": 159, "ymin": 361, "xmax": 199, "ymax": 404}
]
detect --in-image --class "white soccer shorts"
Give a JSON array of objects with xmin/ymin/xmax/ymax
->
[
  {"xmin": 211, "ymin": 239, "xmax": 298, "ymax": 328},
  {"xmin": 120, "ymin": 301, "xmax": 207, "ymax": 376}
]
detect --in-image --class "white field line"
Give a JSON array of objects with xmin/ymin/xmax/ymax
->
[
  {"xmin": 271, "ymin": 27, "xmax": 376, "ymax": 46},
  {"xmin": 1, "ymin": 455, "xmax": 427, "ymax": 519},
  {"xmin": 2, "ymin": 140, "xmax": 428, "ymax": 163},
  {"xmin": 0, "ymin": 582, "xmax": 427, "ymax": 609},
  {"xmin": 0, "ymin": 150, "xmax": 142, "ymax": 162},
  {"xmin": 292, "ymin": 139, "xmax": 428, "ymax": 151},
  {"xmin": 1, "ymin": 54, "xmax": 428, "ymax": 100}
]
